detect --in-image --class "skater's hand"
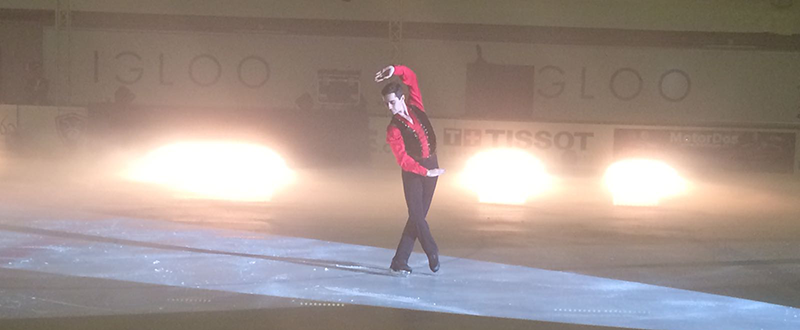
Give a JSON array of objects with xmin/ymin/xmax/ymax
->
[
  {"xmin": 375, "ymin": 65, "xmax": 394, "ymax": 83},
  {"xmin": 426, "ymin": 168, "xmax": 445, "ymax": 177}
]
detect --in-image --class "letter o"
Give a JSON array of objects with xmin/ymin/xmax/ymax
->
[
  {"xmin": 554, "ymin": 132, "xmax": 575, "ymax": 150},
  {"xmin": 659, "ymin": 69, "xmax": 691, "ymax": 102},
  {"xmin": 189, "ymin": 54, "xmax": 222, "ymax": 87},
  {"xmin": 237, "ymin": 56, "xmax": 270, "ymax": 88},
  {"xmin": 610, "ymin": 68, "xmax": 643, "ymax": 101}
]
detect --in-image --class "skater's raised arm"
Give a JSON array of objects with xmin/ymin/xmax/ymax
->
[
  {"xmin": 391, "ymin": 65, "xmax": 424, "ymax": 112},
  {"xmin": 375, "ymin": 65, "xmax": 425, "ymax": 112}
]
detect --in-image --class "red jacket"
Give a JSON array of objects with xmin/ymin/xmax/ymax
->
[{"xmin": 386, "ymin": 65, "xmax": 433, "ymax": 176}]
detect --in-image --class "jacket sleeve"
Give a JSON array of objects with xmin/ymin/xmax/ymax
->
[
  {"xmin": 392, "ymin": 65, "xmax": 425, "ymax": 112},
  {"xmin": 386, "ymin": 125, "xmax": 429, "ymax": 176}
]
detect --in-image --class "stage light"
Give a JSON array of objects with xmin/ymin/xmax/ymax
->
[
  {"xmin": 604, "ymin": 159, "xmax": 686, "ymax": 207},
  {"xmin": 461, "ymin": 148, "xmax": 552, "ymax": 205},
  {"xmin": 124, "ymin": 141, "xmax": 293, "ymax": 202}
]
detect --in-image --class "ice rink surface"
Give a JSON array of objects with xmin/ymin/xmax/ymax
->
[{"xmin": 1, "ymin": 159, "xmax": 799, "ymax": 330}]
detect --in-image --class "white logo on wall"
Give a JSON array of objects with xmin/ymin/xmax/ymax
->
[
  {"xmin": 55, "ymin": 113, "xmax": 86, "ymax": 149},
  {"xmin": 443, "ymin": 128, "xmax": 594, "ymax": 150}
]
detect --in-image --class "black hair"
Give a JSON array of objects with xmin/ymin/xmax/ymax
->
[{"xmin": 381, "ymin": 82, "xmax": 405, "ymax": 99}]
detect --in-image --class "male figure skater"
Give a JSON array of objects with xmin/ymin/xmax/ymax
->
[{"xmin": 375, "ymin": 65, "xmax": 445, "ymax": 275}]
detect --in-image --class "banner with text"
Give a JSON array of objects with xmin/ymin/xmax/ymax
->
[
  {"xmin": 369, "ymin": 116, "xmax": 615, "ymax": 173},
  {"xmin": 614, "ymin": 128, "xmax": 797, "ymax": 174}
]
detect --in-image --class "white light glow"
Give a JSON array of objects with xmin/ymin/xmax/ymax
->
[
  {"xmin": 604, "ymin": 159, "xmax": 687, "ymax": 207},
  {"xmin": 461, "ymin": 149, "xmax": 552, "ymax": 205},
  {"xmin": 125, "ymin": 141, "xmax": 293, "ymax": 202}
]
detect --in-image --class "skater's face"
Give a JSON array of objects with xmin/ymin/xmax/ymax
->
[{"xmin": 382, "ymin": 92, "xmax": 406, "ymax": 116}]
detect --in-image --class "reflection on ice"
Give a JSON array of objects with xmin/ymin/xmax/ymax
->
[{"xmin": 0, "ymin": 217, "xmax": 798, "ymax": 330}]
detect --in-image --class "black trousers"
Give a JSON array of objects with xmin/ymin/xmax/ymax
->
[{"xmin": 392, "ymin": 155, "xmax": 439, "ymax": 267}]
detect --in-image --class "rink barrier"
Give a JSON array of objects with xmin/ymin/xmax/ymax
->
[
  {"xmin": 369, "ymin": 116, "xmax": 800, "ymax": 176},
  {"xmin": 1, "ymin": 105, "xmax": 797, "ymax": 176},
  {"xmin": 0, "ymin": 104, "xmax": 87, "ymax": 157}
]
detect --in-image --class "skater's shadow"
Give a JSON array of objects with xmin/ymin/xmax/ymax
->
[{"xmin": 0, "ymin": 223, "xmax": 397, "ymax": 277}]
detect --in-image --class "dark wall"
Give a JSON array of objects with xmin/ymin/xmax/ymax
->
[{"xmin": 0, "ymin": 19, "xmax": 45, "ymax": 105}]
